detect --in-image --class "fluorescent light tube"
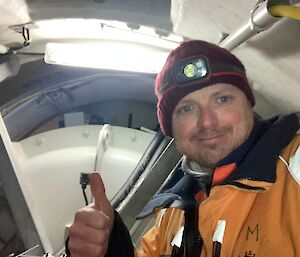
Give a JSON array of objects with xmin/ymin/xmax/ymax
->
[{"xmin": 44, "ymin": 42, "xmax": 171, "ymax": 73}]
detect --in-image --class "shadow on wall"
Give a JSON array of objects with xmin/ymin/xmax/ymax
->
[{"xmin": 0, "ymin": 185, "xmax": 25, "ymax": 256}]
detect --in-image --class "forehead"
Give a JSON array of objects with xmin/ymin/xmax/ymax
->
[{"xmin": 178, "ymin": 83, "xmax": 245, "ymax": 102}]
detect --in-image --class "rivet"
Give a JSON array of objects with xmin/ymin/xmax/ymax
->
[
  {"xmin": 36, "ymin": 137, "xmax": 45, "ymax": 146},
  {"xmin": 131, "ymin": 133, "xmax": 137, "ymax": 142},
  {"xmin": 83, "ymin": 129, "xmax": 90, "ymax": 137}
]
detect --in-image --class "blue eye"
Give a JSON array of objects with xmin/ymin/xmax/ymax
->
[
  {"xmin": 182, "ymin": 105, "xmax": 191, "ymax": 112},
  {"xmin": 175, "ymin": 104, "xmax": 193, "ymax": 115},
  {"xmin": 216, "ymin": 95, "xmax": 232, "ymax": 103}
]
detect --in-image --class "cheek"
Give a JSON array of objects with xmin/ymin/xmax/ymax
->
[
  {"xmin": 226, "ymin": 106, "xmax": 253, "ymax": 137},
  {"xmin": 172, "ymin": 117, "xmax": 196, "ymax": 140},
  {"xmin": 173, "ymin": 123, "xmax": 188, "ymax": 140},
  {"xmin": 225, "ymin": 114, "xmax": 243, "ymax": 128}
]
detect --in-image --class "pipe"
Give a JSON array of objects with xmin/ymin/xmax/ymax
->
[
  {"xmin": 219, "ymin": 0, "xmax": 281, "ymax": 50},
  {"xmin": 268, "ymin": 5, "xmax": 300, "ymax": 20}
]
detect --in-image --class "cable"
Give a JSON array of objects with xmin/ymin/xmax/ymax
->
[
  {"xmin": 80, "ymin": 173, "xmax": 90, "ymax": 206},
  {"xmin": 81, "ymin": 187, "xmax": 89, "ymax": 206}
]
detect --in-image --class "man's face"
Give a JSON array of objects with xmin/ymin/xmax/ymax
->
[{"xmin": 172, "ymin": 83, "xmax": 254, "ymax": 169}]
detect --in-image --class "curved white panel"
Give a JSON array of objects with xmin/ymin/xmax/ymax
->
[{"xmin": 9, "ymin": 125, "xmax": 155, "ymax": 253}]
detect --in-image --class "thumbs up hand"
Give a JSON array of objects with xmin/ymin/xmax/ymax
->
[{"xmin": 68, "ymin": 173, "xmax": 114, "ymax": 257}]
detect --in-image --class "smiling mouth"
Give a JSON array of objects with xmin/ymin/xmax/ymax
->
[{"xmin": 196, "ymin": 134, "xmax": 224, "ymax": 142}]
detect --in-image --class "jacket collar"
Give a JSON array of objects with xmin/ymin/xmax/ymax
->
[{"xmin": 224, "ymin": 113, "xmax": 299, "ymax": 184}]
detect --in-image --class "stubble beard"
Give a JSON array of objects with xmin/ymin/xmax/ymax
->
[
  {"xmin": 186, "ymin": 146, "xmax": 225, "ymax": 169},
  {"xmin": 179, "ymin": 127, "xmax": 234, "ymax": 169}
]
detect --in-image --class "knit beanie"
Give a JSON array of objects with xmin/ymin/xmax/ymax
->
[{"xmin": 155, "ymin": 40, "xmax": 255, "ymax": 137}]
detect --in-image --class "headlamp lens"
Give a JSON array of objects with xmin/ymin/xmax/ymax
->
[
  {"xmin": 184, "ymin": 64, "xmax": 197, "ymax": 78},
  {"xmin": 173, "ymin": 57, "xmax": 208, "ymax": 84}
]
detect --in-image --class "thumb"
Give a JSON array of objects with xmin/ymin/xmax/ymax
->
[{"xmin": 89, "ymin": 173, "xmax": 112, "ymax": 217}]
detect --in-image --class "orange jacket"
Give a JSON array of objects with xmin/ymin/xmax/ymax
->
[{"xmin": 137, "ymin": 114, "xmax": 300, "ymax": 257}]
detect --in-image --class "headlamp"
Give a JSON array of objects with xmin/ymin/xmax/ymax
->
[
  {"xmin": 173, "ymin": 57, "xmax": 208, "ymax": 84},
  {"xmin": 158, "ymin": 55, "xmax": 246, "ymax": 95}
]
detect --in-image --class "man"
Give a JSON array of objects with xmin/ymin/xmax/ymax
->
[{"xmin": 67, "ymin": 40, "xmax": 300, "ymax": 257}]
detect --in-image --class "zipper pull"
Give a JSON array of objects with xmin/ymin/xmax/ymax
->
[
  {"xmin": 212, "ymin": 220, "xmax": 226, "ymax": 257},
  {"xmin": 171, "ymin": 226, "xmax": 184, "ymax": 248}
]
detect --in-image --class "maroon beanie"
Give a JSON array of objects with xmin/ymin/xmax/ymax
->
[{"xmin": 155, "ymin": 40, "xmax": 255, "ymax": 137}]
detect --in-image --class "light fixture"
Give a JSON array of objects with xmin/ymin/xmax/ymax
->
[
  {"xmin": 37, "ymin": 19, "xmax": 181, "ymax": 49},
  {"xmin": 41, "ymin": 19, "xmax": 181, "ymax": 73},
  {"xmin": 44, "ymin": 41, "xmax": 172, "ymax": 73}
]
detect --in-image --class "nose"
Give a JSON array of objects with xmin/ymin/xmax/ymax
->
[{"xmin": 197, "ymin": 107, "xmax": 218, "ymax": 128}]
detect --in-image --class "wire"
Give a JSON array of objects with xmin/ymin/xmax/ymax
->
[
  {"xmin": 81, "ymin": 186, "xmax": 89, "ymax": 206},
  {"xmin": 80, "ymin": 173, "xmax": 90, "ymax": 206}
]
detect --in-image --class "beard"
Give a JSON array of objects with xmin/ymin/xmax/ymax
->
[
  {"xmin": 185, "ymin": 147, "xmax": 224, "ymax": 169},
  {"xmin": 177, "ymin": 126, "xmax": 236, "ymax": 169}
]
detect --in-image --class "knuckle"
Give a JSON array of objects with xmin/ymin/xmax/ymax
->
[
  {"xmin": 98, "ymin": 215, "xmax": 109, "ymax": 228},
  {"xmin": 69, "ymin": 241, "xmax": 106, "ymax": 257},
  {"xmin": 68, "ymin": 224, "xmax": 76, "ymax": 236},
  {"xmin": 97, "ymin": 230, "xmax": 109, "ymax": 245},
  {"xmin": 74, "ymin": 210, "xmax": 84, "ymax": 222},
  {"xmin": 87, "ymin": 244, "xmax": 106, "ymax": 257}
]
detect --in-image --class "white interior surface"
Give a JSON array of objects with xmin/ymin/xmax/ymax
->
[
  {"xmin": 170, "ymin": 0, "xmax": 300, "ymax": 115},
  {"xmin": 7, "ymin": 125, "xmax": 155, "ymax": 253}
]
